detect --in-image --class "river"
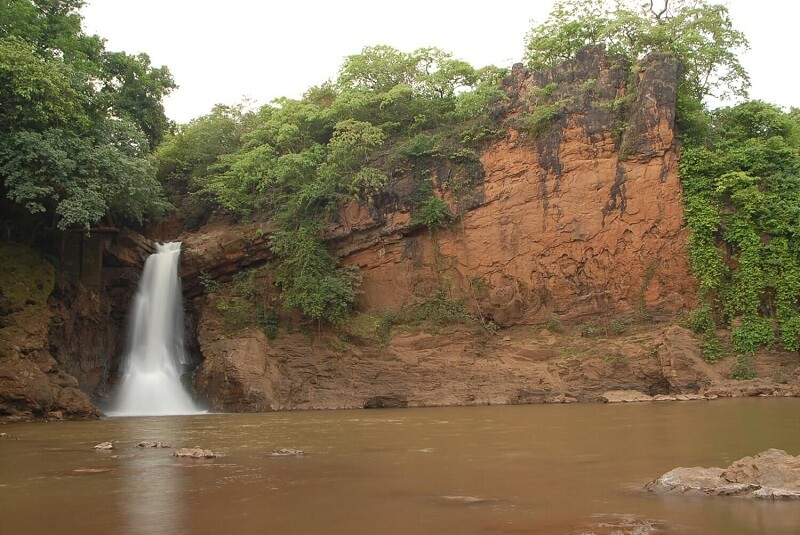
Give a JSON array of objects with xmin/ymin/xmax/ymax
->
[{"xmin": 1, "ymin": 398, "xmax": 799, "ymax": 534}]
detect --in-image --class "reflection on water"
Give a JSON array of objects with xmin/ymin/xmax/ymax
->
[
  {"xmin": 117, "ymin": 417, "xmax": 187, "ymax": 534},
  {"xmin": 1, "ymin": 399, "xmax": 799, "ymax": 534}
]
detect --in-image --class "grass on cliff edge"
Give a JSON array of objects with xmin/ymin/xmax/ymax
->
[{"xmin": 0, "ymin": 243, "xmax": 55, "ymax": 312}]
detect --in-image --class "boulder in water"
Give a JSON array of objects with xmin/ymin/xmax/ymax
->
[
  {"xmin": 646, "ymin": 449, "xmax": 800, "ymax": 499},
  {"xmin": 93, "ymin": 441, "xmax": 114, "ymax": 450},
  {"xmin": 173, "ymin": 447, "xmax": 216, "ymax": 459}
]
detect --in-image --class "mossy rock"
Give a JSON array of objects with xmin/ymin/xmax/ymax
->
[{"xmin": 0, "ymin": 243, "xmax": 55, "ymax": 313}]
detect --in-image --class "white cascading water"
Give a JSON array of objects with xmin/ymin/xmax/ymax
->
[{"xmin": 111, "ymin": 242, "xmax": 200, "ymax": 416}]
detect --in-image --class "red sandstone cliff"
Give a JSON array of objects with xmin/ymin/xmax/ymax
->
[
  {"xmin": 2, "ymin": 48, "xmax": 796, "ymax": 420},
  {"xmin": 184, "ymin": 47, "xmax": 721, "ymax": 411}
]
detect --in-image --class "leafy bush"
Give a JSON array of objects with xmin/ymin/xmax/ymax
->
[
  {"xmin": 699, "ymin": 334, "xmax": 724, "ymax": 363},
  {"xmin": 682, "ymin": 101, "xmax": 800, "ymax": 353},
  {"xmin": 271, "ymin": 224, "xmax": 360, "ymax": 325},
  {"xmin": 199, "ymin": 271, "xmax": 220, "ymax": 294},
  {"xmin": 731, "ymin": 316, "xmax": 775, "ymax": 354},
  {"xmin": 413, "ymin": 196, "xmax": 451, "ymax": 230},
  {"xmin": 731, "ymin": 354, "xmax": 757, "ymax": 380},
  {"xmin": 522, "ymin": 103, "xmax": 563, "ymax": 138},
  {"xmin": 545, "ymin": 315, "xmax": 564, "ymax": 333},
  {"xmin": 687, "ymin": 303, "xmax": 716, "ymax": 334}
]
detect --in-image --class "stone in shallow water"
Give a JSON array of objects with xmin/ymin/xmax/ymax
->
[
  {"xmin": 173, "ymin": 448, "xmax": 216, "ymax": 459},
  {"xmin": 646, "ymin": 449, "xmax": 800, "ymax": 499},
  {"xmin": 270, "ymin": 448, "xmax": 309, "ymax": 456},
  {"xmin": 137, "ymin": 441, "xmax": 172, "ymax": 448},
  {"xmin": 93, "ymin": 441, "xmax": 114, "ymax": 450},
  {"xmin": 436, "ymin": 495, "xmax": 496, "ymax": 506}
]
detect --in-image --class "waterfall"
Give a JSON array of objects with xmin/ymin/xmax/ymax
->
[{"xmin": 111, "ymin": 242, "xmax": 200, "ymax": 416}]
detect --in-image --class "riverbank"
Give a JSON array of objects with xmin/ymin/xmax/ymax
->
[{"xmin": 193, "ymin": 311, "xmax": 800, "ymax": 412}]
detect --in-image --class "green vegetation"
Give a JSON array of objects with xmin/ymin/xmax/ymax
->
[
  {"xmin": 206, "ymin": 267, "xmax": 281, "ymax": 337},
  {"xmin": 0, "ymin": 242, "xmax": 55, "ymax": 313},
  {"xmin": 682, "ymin": 101, "xmax": 800, "ymax": 354},
  {"xmin": 159, "ymin": 45, "xmax": 507, "ymax": 324},
  {"xmin": 351, "ymin": 285, "xmax": 478, "ymax": 346},
  {"xmin": 731, "ymin": 354, "xmax": 758, "ymax": 380},
  {"xmin": 524, "ymin": 0, "xmax": 749, "ymax": 103},
  {"xmin": 0, "ymin": 0, "xmax": 174, "ymax": 232},
  {"xmin": 522, "ymin": 1, "xmax": 799, "ymax": 364}
]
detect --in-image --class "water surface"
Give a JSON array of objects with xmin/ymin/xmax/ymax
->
[{"xmin": 1, "ymin": 398, "xmax": 799, "ymax": 534}]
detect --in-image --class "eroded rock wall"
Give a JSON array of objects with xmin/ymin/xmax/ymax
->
[
  {"xmin": 334, "ymin": 46, "xmax": 693, "ymax": 323},
  {"xmin": 0, "ymin": 244, "xmax": 100, "ymax": 421},
  {"xmin": 185, "ymin": 47, "xmax": 707, "ymax": 411}
]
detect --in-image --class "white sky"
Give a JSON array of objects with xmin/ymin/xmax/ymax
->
[{"xmin": 81, "ymin": 0, "xmax": 799, "ymax": 124}]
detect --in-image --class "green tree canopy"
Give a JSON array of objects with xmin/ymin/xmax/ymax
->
[
  {"xmin": 524, "ymin": 0, "xmax": 750, "ymax": 102},
  {"xmin": 160, "ymin": 44, "xmax": 505, "ymax": 323},
  {"xmin": 0, "ymin": 0, "xmax": 174, "ymax": 231}
]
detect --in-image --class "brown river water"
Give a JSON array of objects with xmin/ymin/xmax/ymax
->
[{"xmin": 1, "ymin": 398, "xmax": 799, "ymax": 534}]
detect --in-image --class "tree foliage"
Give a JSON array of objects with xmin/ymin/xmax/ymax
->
[
  {"xmin": 0, "ymin": 0, "xmax": 174, "ymax": 231},
  {"xmin": 682, "ymin": 101, "xmax": 800, "ymax": 353},
  {"xmin": 159, "ymin": 44, "xmax": 506, "ymax": 323},
  {"xmin": 524, "ymin": 0, "xmax": 750, "ymax": 102}
]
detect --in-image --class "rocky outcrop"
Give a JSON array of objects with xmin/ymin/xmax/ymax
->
[
  {"xmin": 0, "ymin": 243, "xmax": 100, "ymax": 421},
  {"xmin": 327, "ymin": 46, "xmax": 693, "ymax": 323},
  {"xmin": 182, "ymin": 49, "xmax": 800, "ymax": 412},
  {"xmin": 173, "ymin": 447, "xmax": 217, "ymax": 459},
  {"xmin": 646, "ymin": 449, "xmax": 800, "ymax": 499},
  {"xmin": 194, "ymin": 291, "xmax": 747, "ymax": 411},
  {"xmin": 179, "ymin": 222, "xmax": 273, "ymax": 298},
  {"xmin": 180, "ymin": 47, "xmax": 692, "ymax": 327},
  {"xmin": 47, "ymin": 229, "xmax": 153, "ymax": 400}
]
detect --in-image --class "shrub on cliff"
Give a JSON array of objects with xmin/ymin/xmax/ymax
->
[{"xmin": 682, "ymin": 101, "xmax": 800, "ymax": 353}]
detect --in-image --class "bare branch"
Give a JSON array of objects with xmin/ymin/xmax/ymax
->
[{"xmin": 649, "ymin": 0, "xmax": 669, "ymax": 21}]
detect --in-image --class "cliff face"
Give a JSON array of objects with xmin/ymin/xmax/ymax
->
[
  {"xmin": 330, "ymin": 47, "xmax": 692, "ymax": 323},
  {"xmin": 3, "ymin": 48, "xmax": 795, "ymax": 418},
  {"xmin": 0, "ymin": 244, "xmax": 100, "ymax": 421},
  {"xmin": 0, "ymin": 229, "xmax": 155, "ymax": 421},
  {"xmin": 186, "ymin": 47, "xmax": 711, "ymax": 411}
]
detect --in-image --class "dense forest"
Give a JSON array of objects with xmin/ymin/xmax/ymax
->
[{"xmin": 2, "ymin": 0, "xmax": 799, "ymax": 360}]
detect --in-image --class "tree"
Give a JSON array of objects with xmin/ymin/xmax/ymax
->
[
  {"xmin": 0, "ymin": 0, "xmax": 173, "ymax": 231},
  {"xmin": 99, "ymin": 51, "xmax": 177, "ymax": 147},
  {"xmin": 524, "ymin": 0, "xmax": 750, "ymax": 102}
]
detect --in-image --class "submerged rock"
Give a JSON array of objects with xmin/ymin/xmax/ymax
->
[
  {"xmin": 436, "ymin": 495, "xmax": 496, "ymax": 506},
  {"xmin": 137, "ymin": 441, "xmax": 172, "ymax": 448},
  {"xmin": 93, "ymin": 441, "xmax": 114, "ymax": 450},
  {"xmin": 173, "ymin": 447, "xmax": 216, "ymax": 459},
  {"xmin": 270, "ymin": 448, "xmax": 309, "ymax": 457},
  {"xmin": 72, "ymin": 468, "xmax": 111, "ymax": 474},
  {"xmin": 645, "ymin": 449, "xmax": 800, "ymax": 499},
  {"xmin": 572, "ymin": 513, "xmax": 666, "ymax": 535}
]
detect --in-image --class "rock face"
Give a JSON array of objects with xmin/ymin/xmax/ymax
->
[
  {"xmin": 1, "ymin": 228, "xmax": 154, "ymax": 421},
  {"xmin": 188, "ymin": 47, "xmax": 710, "ymax": 412},
  {"xmin": 0, "ymin": 243, "xmax": 100, "ymax": 421},
  {"xmin": 330, "ymin": 46, "xmax": 693, "ymax": 323},
  {"xmin": 646, "ymin": 449, "xmax": 800, "ymax": 499},
  {"xmin": 194, "ymin": 297, "xmax": 727, "ymax": 410}
]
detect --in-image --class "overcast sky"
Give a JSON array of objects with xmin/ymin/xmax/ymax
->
[{"xmin": 81, "ymin": 1, "xmax": 799, "ymax": 124}]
